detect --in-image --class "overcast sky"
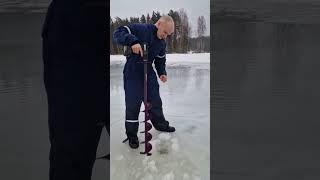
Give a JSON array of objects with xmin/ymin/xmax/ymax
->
[{"xmin": 111, "ymin": 0, "xmax": 210, "ymax": 37}]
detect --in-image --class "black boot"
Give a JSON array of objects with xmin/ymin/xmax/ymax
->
[
  {"xmin": 154, "ymin": 124, "xmax": 176, "ymax": 132},
  {"xmin": 123, "ymin": 136, "xmax": 139, "ymax": 149},
  {"xmin": 129, "ymin": 136, "xmax": 139, "ymax": 149}
]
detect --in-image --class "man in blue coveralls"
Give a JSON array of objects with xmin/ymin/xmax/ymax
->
[{"xmin": 113, "ymin": 15, "xmax": 176, "ymax": 149}]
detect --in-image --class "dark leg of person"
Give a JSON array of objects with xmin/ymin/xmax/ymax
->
[
  {"xmin": 43, "ymin": 42, "xmax": 106, "ymax": 180},
  {"xmin": 125, "ymin": 101, "xmax": 142, "ymax": 139},
  {"xmin": 123, "ymin": 71, "xmax": 143, "ymax": 148},
  {"xmin": 45, "ymin": 74, "xmax": 105, "ymax": 180},
  {"xmin": 148, "ymin": 76, "xmax": 175, "ymax": 132}
]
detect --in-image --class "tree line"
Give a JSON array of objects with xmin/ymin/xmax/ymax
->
[{"xmin": 110, "ymin": 9, "xmax": 209, "ymax": 54}]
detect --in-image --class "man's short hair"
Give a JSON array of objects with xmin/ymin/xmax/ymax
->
[{"xmin": 159, "ymin": 15, "xmax": 174, "ymax": 26}]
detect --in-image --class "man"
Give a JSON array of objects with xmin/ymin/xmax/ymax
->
[
  {"xmin": 113, "ymin": 15, "xmax": 176, "ymax": 149},
  {"xmin": 42, "ymin": 0, "xmax": 109, "ymax": 179}
]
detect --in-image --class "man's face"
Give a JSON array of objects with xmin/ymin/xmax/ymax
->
[{"xmin": 157, "ymin": 22, "xmax": 174, "ymax": 40}]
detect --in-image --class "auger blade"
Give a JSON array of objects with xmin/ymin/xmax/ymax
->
[
  {"xmin": 140, "ymin": 133, "xmax": 152, "ymax": 143},
  {"xmin": 145, "ymin": 121, "xmax": 152, "ymax": 131},
  {"xmin": 145, "ymin": 132, "xmax": 152, "ymax": 141},
  {"xmin": 140, "ymin": 142, "xmax": 152, "ymax": 156},
  {"xmin": 140, "ymin": 122, "xmax": 152, "ymax": 133}
]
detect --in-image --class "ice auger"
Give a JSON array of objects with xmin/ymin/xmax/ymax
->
[{"xmin": 139, "ymin": 43, "xmax": 153, "ymax": 156}]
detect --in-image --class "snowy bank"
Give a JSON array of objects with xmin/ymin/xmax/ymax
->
[{"xmin": 110, "ymin": 53, "xmax": 210, "ymax": 66}]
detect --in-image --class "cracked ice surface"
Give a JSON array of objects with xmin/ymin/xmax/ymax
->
[{"xmin": 110, "ymin": 53, "xmax": 210, "ymax": 180}]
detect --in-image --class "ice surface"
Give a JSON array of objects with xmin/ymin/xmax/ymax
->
[{"xmin": 110, "ymin": 53, "xmax": 210, "ymax": 180}]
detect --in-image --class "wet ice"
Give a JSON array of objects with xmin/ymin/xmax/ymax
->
[{"xmin": 110, "ymin": 53, "xmax": 210, "ymax": 180}]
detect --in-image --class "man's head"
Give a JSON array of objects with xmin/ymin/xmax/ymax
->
[{"xmin": 155, "ymin": 15, "xmax": 175, "ymax": 40}]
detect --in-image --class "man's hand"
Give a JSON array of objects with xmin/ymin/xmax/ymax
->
[
  {"xmin": 131, "ymin": 44, "xmax": 143, "ymax": 57},
  {"xmin": 159, "ymin": 75, "xmax": 167, "ymax": 83}
]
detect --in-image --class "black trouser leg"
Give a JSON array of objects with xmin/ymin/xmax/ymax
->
[
  {"xmin": 43, "ymin": 39, "xmax": 107, "ymax": 180},
  {"xmin": 125, "ymin": 102, "xmax": 142, "ymax": 138},
  {"xmin": 147, "ymin": 77, "xmax": 169, "ymax": 129}
]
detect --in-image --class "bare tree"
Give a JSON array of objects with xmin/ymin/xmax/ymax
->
[
  {"xmin": 197, "ymin": 16, "xmax": 207, "ymax": 52},
  {"xmin": 178, "ymin": 9, "xmax": 191, "ymax": 53},
  {"xmin": 168, "ymin": 10, "xmax": 180, "ymax": 53}
]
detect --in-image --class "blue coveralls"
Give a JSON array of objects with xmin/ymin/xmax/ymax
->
[{"xmin": 113, "ymin": 23, "xmax": 170, "ymax": 138}]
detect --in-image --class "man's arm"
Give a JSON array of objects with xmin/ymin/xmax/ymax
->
[
  {"xmin": 154, "ymin": 46, "xmax": 167, "ymax": 78},
  {"xmin": 113, "ymin": 25, "xmax": 140, "ymax": 46}
]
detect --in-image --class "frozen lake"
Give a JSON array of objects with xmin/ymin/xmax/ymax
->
[{"xmin": 110, "ymin": 53, "xmax": 210, "ymax": 180}]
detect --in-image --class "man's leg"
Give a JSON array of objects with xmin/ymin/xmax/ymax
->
[
  {"xmin": 123, "ymin": 73, "xmax": 143, "ymax": 148},
  {"xmin": 46, "ymin": 75, "xmax": 105, "ymax": 180},
  {"xmin": 148, "ymin": 77, "xmax": 175, "ymax": 132},
  {"xmin": 124, "ymin": 101, "xmax": 142, "ymax": 139},
  {"xmin": 43, "ymin": 42, "xmax": 106, "ymax": 180},
  {"xmin": 48, "ymin": 103, "xmax": 104, "ymax": 180}
]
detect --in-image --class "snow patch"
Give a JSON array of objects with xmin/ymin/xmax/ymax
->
[{"xmin": 110, "ymin": 53, "xmax": 210, "ymax": 67}]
